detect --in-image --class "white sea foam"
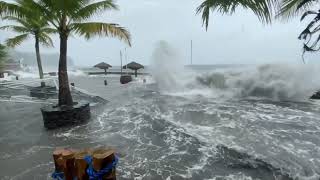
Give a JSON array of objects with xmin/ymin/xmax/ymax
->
[
  {"xmin": 5, "ymin": 69, "xmax": 87, "ymax": 80},
  {"xmin": 15, "ymin": 71, "xmax": 39, "ymax": 78},
  {"xmin": 67, "ymin": 70, "xmax": 86, "ymax": 77},
  {"xmin": 205, "ymin": 173, "xmax": 255, "ymax": 180},
  {"xmin": 196, "ymin": 64, "xmax": 320, "ymax": 101},
  {"xmin": 149, "ymin": 41, "xmax": 320, "ymax": 101}
]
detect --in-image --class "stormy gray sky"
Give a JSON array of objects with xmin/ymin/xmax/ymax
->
[{"xmin": 0, "ymin": 0, "xmax": 317, "ymax": 66}]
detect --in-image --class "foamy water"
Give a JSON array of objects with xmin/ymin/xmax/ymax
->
[
  {"xmin": 1, "ymin": 67, "xmax": 320, "ymax": 179},
  {"xmin": 1, "ymin": 42, "xmax": 320, "ymax": 179}
]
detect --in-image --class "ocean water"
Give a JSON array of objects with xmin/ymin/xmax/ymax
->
[
  {"xmin": 1, "ymin": 62, "xmax": 320, "ymax": 180},
  {"xmin": 1, "ymin": 42, "xmax": 320, "ymax": 180}
]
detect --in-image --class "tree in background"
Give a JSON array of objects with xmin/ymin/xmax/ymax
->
[
  {"xmin": 37, "ymin": 0, "xmax": 131, "ymax": 106},
  {"xmin": 0, "ymin": 0, "xmax": 56, "ymax": 82},
  {"xmin": 1, "ymin": 0, "xmax": 131, "ymax": 106},
  {"xmin": 0, "ymin": 43, "xmax": 7, "ymax": 73},
  {"xmin": 196, "ymin": 0, "xmax": 320, "ymax": 61}
]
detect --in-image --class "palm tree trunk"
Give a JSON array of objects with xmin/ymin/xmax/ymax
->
[
  {"xmin": 58, "ymin": 32, "xmax": 73, "ymax": 106},
  {"xmin": 35, "ymin": 35, "xmax": 44, "ymax": 80}
]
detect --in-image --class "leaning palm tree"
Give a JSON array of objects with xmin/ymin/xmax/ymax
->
[
  {"xmin": 0, "ymin": 14, "xmax": 55, "ymax": 81},
  {"xmin": 0, "ymin": 0, "xmax": 56, "ymax": 83},
  {"xmin": 0, "ymin": 43, "xmax": 7, "ymax": 72},
  {"xmin": 25, "ymin": 0, "xmax": 131, "ymax": 106}
]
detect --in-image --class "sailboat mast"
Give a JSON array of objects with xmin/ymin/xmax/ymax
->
[
  {"xmin": 190, "ymin": 40, "xmax": 193, "ymax": 65},
  {"xmin": 120, "ymin": 50, "xmax": 123, "ymax": 75},
  {"xmin": 125, "ymin": 48, "xmax": 128, "ymax": 75}
]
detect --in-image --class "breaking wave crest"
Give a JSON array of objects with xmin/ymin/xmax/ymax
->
[
  {"xmin": 152, "ymin": 63, "xmax": 320, "ymax": 101},
  {"xmin": 150, "ymin": 41, "xmax": 320, "ymax": 101},
  {"xmin": 196, "ymin": 64, "xmax": 320, "ymax": 100}
]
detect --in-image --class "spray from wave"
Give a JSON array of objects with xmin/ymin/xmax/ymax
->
[
  {"xmin": 149, "ymin": 41, "xmax": 320, "ymax": 101},
  {"xmin": 197, "ymin": 64, "xmax": 320, "ymax": 101},
  {"xmin": 150, "ymin": 41, "xmax": 189, "ymax": 92}
]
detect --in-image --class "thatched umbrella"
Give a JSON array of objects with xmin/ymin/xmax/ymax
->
[
  {"xmin": 123, "ymin": 61, "xmax": 144, "ymax": 77},
  {"xmin": 94, "ymin": 62, "xmax": 112, "ymax": 75}
]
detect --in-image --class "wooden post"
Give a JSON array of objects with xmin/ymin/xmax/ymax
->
[
  {"xmin": 61, "ymin": 149, "xmax": 76, "ymax": 180},
  {"xmin": 52, "ymin": 148, "xmax": 117, "ymax": 180},
  {"xmin": 53, "ymin": 148, "xmax": 66, "ymax": 173},
  {"xmin": 92, "ymin": 148, "xmax": 116, "ymax": 180},
  {"xmin": 74, "ymin": 150, "xmax": 90, "ymax": 180}
]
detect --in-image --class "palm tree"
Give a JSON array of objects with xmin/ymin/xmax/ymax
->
[
  {"xmin": 197, "ymin": 0, "xmax": 320, "ymax": 60},
  {"xmin": 196, "ymin": 0, "xmax": 278, "ymax": 30},
  {"xmin": 0, "ymin": 14, "xmax": 55, "ymax": 81},
  {"xmin": 0, "ymin": 0, "xmax": 55, "ymax": 84},
  {"xmin": 196, "ymin": 0, "xmax": 319, "ymax": 28},
  {"xmin": 0, "ymin": 43, "xmax": 7, "ymax": 73},
  {"xmin": 277, "ymin": 0, "xmax": 320, "ymax": 61},
  {"xmin": 31, "ymin": 0, "xmax": 131, "ymax": 106},
  {"xmin": 1, "ymin": 0, "xmax": 131, "ymax": 106}
]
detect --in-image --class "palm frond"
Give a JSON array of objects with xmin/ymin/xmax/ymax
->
[
  {"xmin": 5, "ymin": 33, "xmax": 29, "ymax": 47},
  {"xmin": 0, "ymin": 1, "xmax": 25, "ymax": 17},
  {"xmin": 302, "ymin": 13, "xmax": 320, "ymax": 34},
  {"xmin": 71, "ymin": 22, "xmax": 131, "ymax": 46},
  {"xmin": 0, "ymin": 25, "xmax": 30, "ymax": 33},
  {"xmin": 196, "ymin": 0, "xmax": 278, "ymax": 30},
  {"xmin": 300, "ymin": 10, "xmax": 318, "ymax": 21},
  {"xmin": 311, "ymin": 24, "xmax": 320, "ymax": 33},
  {"xmin": 1, "ymin": 16, "xmax": 31, "ymax": 28},
  {"xmin": 31, "ymin": 0, "xmax": 61, "ymax": 28},
  {"xmin": 38, "ymin": 33, "xmax": 54, "ymax": 47},
  {"xmin": 41, "ymin": 27, "xmax": 58, "ymax": 34},
  {"xmin": 196, "ymin": 0, "xmax": 213, "ymax": 29},
  {"xmin": 39, "ymin": 0, "xmax": 91, "ymax": 21},
  {"xmin": 73, "ymin": 0, "xmax": 118, "ymax": 21},
  {"xmin": 298, "ymin": 9, "xmax": 320, "ymax": 63},
  {"xmin": 278, "ymin": 0, "xmax": 317, "ymax": 19},
  {"xmin": 298, "ymin": 27, "xmax": 311, "ymax": 40}
]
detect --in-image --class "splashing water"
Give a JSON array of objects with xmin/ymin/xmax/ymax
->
[
  {"xmin": 149, "ymin": 41, "xmax": 320, "ymax": 101},
  {"xmin": 1, "ymin": 67, "xmax": 320, "ymax": 179},
  {"xmin": 150, "ymin": 41, "xmax": 194, "ymax": 92},
  {"xmin": 196, "ymin": 64, "xmax": 320, "ymax": 101}
]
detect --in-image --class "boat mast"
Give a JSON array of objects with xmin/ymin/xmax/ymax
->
[
  {"xmin": 120, "ymin": 50, "xmax": 123, "ymax": 75},
  {"xmin": 125, "ymin": 48, "xmax": 128, "ymax": 75},
  {"xmin": 190, "ymin": 40, "xmax": 193, "ymax": 65}
]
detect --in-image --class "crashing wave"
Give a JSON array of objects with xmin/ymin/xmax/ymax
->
[{"xmin": 195, "ymin": 64, "xmax": 320, "ymax": 100}]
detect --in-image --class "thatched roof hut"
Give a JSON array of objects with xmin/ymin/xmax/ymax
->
[
  {"xmin": 123, "ymin": 61, "xmax": 144, "ymax": 77},
  {"xmin": 94, "ymin": 62, "xmax": 112, "ymax": 74}
]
